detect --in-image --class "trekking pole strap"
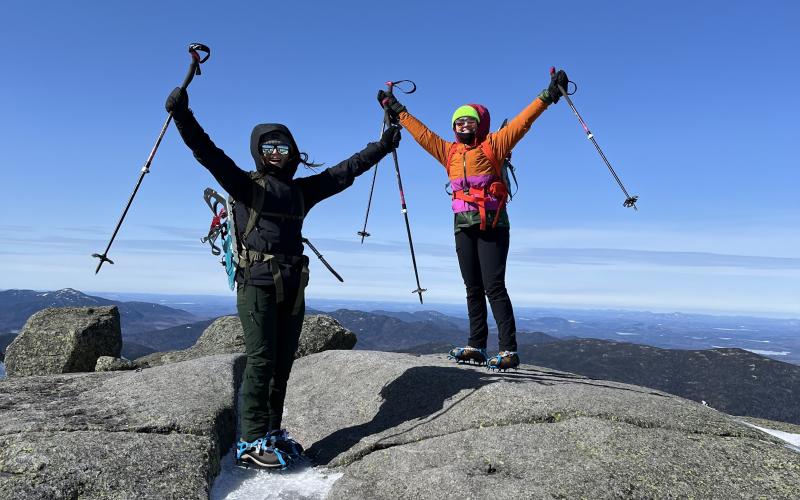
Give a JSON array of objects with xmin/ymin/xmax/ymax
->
[{"xmin": 180, "ymin": 43, "xmax": 211, "ymax": 89}]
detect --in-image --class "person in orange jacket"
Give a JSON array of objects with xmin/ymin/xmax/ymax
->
[{"xmin": 378, "ymin": 69, "xmax": 569, "ymax": 370}]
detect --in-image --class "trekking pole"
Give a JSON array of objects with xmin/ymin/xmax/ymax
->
[
  {"xmin": 302, "ymin": 238, "xmax": 344, "ymax": 282},
  {"xmin": 551, "ymin": 67, "xmax": 639, "ymax": 210},
  {"xmin": 358, "ymin": 80, "xmax": 418, "ymax": 244},
  {"xmin": 380, "ymin": 80, "xmax": 426, "ymax": 303},
  {"xmin": 92, "ymin": 43, "xmax": 210, "ymax": 274},
  {"xmin": 356, "ymin": 121, "xmax": 386, "ymax": 243}
]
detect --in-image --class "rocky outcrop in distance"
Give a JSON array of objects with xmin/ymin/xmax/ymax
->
[
  {"xmin": 136, "ymin": 314, "xmax": 356, "ymax": 367},
  {"xmin": 4, "ymin": 306, "xmax": 121, "ymax": 377}
]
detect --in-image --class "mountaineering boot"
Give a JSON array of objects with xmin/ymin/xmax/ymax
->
[
  {"xmin": 488, "ymin": 351, "xmax": 520, "ymax": 371},
  {"xmin": 236, "ymin": 437, "xmax": 288, "ymax": 469},
  {"xmin": 448, "ymin": 346, "xmax": 488, "ymax": 366}
]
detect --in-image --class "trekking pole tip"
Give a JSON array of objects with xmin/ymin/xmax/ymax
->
[
  {"xmin": 91, "ymin": 253, "xmax": 114, "ymax": 274},
  {"xmin": 623, "ymin": 195, "xmax": 639, "ymax": 211}
]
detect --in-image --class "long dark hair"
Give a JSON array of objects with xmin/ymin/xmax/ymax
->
[{"xmin": 298, "ymin": 152, "xmax": 324, "ymax": 172}]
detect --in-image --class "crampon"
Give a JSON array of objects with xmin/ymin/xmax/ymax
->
[
  {"xmin": 448, "ymin": 347, "xmax": 488, "ymax": 366},
  {"xmin": 235, "ymin": 430, "xmax": 305, "ymax": 470},
  {"xmin": 487, "ymin": 351, "xmax": 520, "ymax": 372}
]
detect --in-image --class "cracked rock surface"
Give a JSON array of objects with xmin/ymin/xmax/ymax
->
[
  {"xmin": 0, "ymin": 354, "xmax": 244, "ymax": 499},
  {"xmin": 284, "ymin": 351, "xmax": 800, "ymax": 499}
]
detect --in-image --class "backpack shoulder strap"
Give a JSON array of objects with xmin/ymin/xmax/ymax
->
[
  {"xmin": 243, "ymin": 176, "xmax": 267, "ymax": 240},
  {"xmin": 479, "ymin": 140, "xmax": 502, "ymax": 178}
]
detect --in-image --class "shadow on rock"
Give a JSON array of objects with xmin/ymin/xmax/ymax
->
[{"xmin": 307, "ymin": 364, "xmax": 568, "ymax": 465}]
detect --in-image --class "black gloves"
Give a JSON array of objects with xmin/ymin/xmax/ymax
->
[
  {"xmin": 379, "ymin": 125, "xmax": 402, "ymax": 151},
  {"xmin": 377, "ymin": 90, "xmax": 406, "ymax": 121},
  {"xmin": 538, "ymin": 69, "xmax": 569, "ymax": 105},
  {"xmin": 165, "ymin": 87, "xmax": 189, "ymax": 115}
]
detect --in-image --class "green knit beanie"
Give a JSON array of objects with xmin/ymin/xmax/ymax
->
[{"xmin": 451, "ymin": 105, "xmax": 480, "ymax": 128}]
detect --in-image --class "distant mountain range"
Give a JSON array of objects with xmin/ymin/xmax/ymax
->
[
  {"xmin": 318, "ymin": 308, "xmax": 561, "ymax": 352},
  {"xmin": 120, "ymin": 319, "xmax": 217, "ymax": 360},
  {"xmin": 0, "ymin": 289, "xmax": 198, "ymax": 335},
  {"xmin": 2, "ymin": 289, "xmax": 799, "ymax": 426},
  {"xmin": 0, "ymin": 289, "xmax": 201, "ymax": 357},
  {"xmin": 515, "ymin": 338, "xmax": 800, "ymax": 425}
]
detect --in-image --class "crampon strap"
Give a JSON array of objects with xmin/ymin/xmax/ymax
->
[{"xmin": 236, "ymin": 437, "xmax": 289, "ymax": 469}]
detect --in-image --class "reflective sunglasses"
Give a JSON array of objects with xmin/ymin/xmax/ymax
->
[{"xmin": 260, "ymin": 143, "xmax": 291, "ymax": 155}]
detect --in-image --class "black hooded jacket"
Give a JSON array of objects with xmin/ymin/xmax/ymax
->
[{"xmin": 172, "ymin": 109, "xmax": 391, "ymax": 286}]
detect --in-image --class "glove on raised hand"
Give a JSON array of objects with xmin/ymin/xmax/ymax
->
[
  {"xmin": 165, "ymin": 87, "xmax": 189, "ymax": 115},
  {"xmin": 379, "ymin": 125, "xmax": 402, "ymax": 151},
  {"xmin": 538, "ymin": 69, "xmax": 569, "ymax": 105},
  {"xmin": 376, "ymin": 90, "xmax": 406, "ymax": 121}
]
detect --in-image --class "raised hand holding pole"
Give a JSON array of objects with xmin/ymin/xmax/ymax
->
[
  {"xmin": 551, "ymin": 67, "xmax": 639, "ymax": 210},
  {"xmin": 381, "ymin": 81, "xmax": 426, "ymax": 303},
  {"xmin": 93, "ymin": 43, "xmax": 210, "ymax": 274}
]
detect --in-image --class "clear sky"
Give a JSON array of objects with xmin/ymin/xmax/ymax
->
[{"xmin": 1, "ymin": 1, "xmax": 798, "ymax": 317}]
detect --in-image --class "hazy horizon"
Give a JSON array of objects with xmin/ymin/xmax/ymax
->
[{"xmin": 3, "ymin": 287, "xmax": 798, "ymax": 321}]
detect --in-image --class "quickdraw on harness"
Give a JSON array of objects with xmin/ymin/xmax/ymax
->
[
  {"xmin": 200, "ymin": 176, "xmax": 343, "ymax": 310},
  {"xmin": 445, "ymin": 140, "xmax": 510, "ymax": 231}
]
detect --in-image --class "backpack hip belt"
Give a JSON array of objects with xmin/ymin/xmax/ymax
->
[
  {"xmin": 445, "ymin": 141, "xmax": 509, "ymax": 231},
  {"xmin": 452, "ymin": 184, "xmax": 508, "ymax": 231},
  {"xmin": 239, "ymin": 248, "xmax": 309, "ymax": 314}
]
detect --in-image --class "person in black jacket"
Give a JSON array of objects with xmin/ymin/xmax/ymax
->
[{"xmin": 165, "ymin": 87, "xmax": 400, "ymax": 469}]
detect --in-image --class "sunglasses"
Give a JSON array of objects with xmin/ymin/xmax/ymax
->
[
  {"xmin": 454, "ymin": 118, "xmax": 478, "ymax": 128},
  {"xmin": 260, "ymin": 143, "xmax": 291, "ymax": 155}
]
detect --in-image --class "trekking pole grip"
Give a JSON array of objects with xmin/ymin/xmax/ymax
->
[{"xmin": 180, "ymin": 43, "xmax": 211, "ymax": 90}]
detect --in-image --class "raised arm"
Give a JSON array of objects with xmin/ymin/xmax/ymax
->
[
  {"xmin": 378, "ymin": 90, "xmax": 451, "ymax": 167},
  {"xmin": 166, "ymin": 88, "xmax": 253, "ymax": 203},
  {"xmin": 489, "ymin": 69, "xmax": 569, "ymax": 160},
  {"xmin": 296, "ymin": 126, "xmax": 400, "ymax": 211}
]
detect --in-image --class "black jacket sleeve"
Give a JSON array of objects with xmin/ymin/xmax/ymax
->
[
  {"xmin": 172, "ymin": 108, "xmax": 253, "ymax": 204},
  {"xmin": 296, "ymin": 140, "xmax": 391, "ymax": 212}
]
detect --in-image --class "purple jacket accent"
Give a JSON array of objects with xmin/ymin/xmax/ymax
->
[
  {"xmin": 450, "ymin": 104, "xmax": 499, "ymax": 213},
  {"xmin": 450, "ymin": 173, "xmax": 502, "ymax": 213}
]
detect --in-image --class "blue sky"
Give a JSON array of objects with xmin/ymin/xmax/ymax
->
[{"xmin": 1, "ymin": 1, "xmax": 798, "ymax": 317}]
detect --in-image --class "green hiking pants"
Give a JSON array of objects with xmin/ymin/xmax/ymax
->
[{"xmin": 236, "ymin": 282, "xmax": 305, "ymax": 441}]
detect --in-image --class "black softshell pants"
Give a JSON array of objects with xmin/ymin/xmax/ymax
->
[
  {"xmin": 455, "ymin": 225, "xmax": 517, "ymax": 352},
  {"xmin": 236, "ymin": 280, "xmax": 304, "ymax": 442}
]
